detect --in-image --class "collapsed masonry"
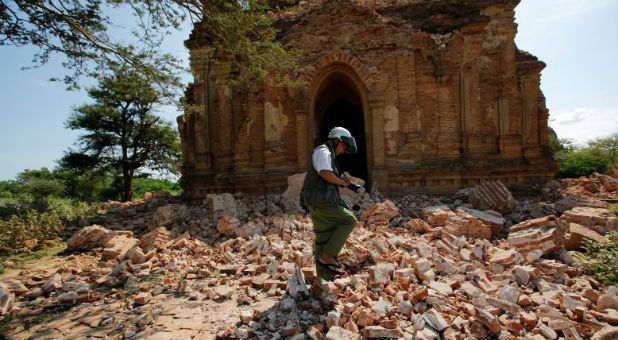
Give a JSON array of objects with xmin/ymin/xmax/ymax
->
[
  {"xmin": 178, "ymin": 0, "xmax": 557, "ymax": 200},
  {"xmin": 1, "ymin": 174, "xmax": 617, "ymax": 339}
]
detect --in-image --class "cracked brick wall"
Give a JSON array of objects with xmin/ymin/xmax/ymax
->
[{"xmin": 178, "ymin": 0, "xmax": 557, "ymax": 200}]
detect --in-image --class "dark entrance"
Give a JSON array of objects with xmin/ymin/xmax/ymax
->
[{"xmin": 319, "ymin": 98, "xmax": 368, "ymax": 185}]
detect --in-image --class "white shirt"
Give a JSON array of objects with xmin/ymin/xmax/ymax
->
[{"xmin": 312, "ymin": 146, "xmax": 333, "ymax": 173}]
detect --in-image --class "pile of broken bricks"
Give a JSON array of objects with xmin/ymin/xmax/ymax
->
[
  {"xmin": 557, "ymin": 173, "xmax": 617, "ymax": 201},
  {"xmin": 249, "ymin": 198, "xmax": 617, "ymax": 340},
  {"xmin": 0, "ymin": 177, "xmax": 617, "ymax": 340}
]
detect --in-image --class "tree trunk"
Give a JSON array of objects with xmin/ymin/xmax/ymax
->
[{"xmin": 122, "ymin": 167, "xmax": 133, "ymax": 202}]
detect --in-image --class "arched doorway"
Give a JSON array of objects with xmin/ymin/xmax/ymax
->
[{"xmin": 313, "ymin": 72, "xmax": 369, "ymax": 186}]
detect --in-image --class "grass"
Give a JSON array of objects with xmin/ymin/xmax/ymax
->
[
  {"xmin": 141, "ymin": 273, "xmax": 164, "ymax": 284},
  {"xmin": 199, "ymin": 269, "xmax": 221, "ymax": 283},
  {"xmin": 123, "ymin": 291, "xmax": 136, "ymax": 306},
  {"xmin": 0, "ymin": 314, "xmax": 19, "ymax": 329},
  {"xmin": 0, "ymin": 304, "xmax": 73, "ymax": 335},
  {"xmin": 576, "ymin": 231, "xmax": 618, "ymax": 286},
  {"xmin": 25, "ymin": 305, "xmax": 73, "ymax": 329},
  {"xmin": 0, "ymin": 243, "xmax": 66, "ymax": 274}
]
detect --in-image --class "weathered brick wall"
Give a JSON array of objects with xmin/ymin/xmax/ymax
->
[{"xmin": 179, "ymin": 0, "xmax": 557, "ymax": 200}]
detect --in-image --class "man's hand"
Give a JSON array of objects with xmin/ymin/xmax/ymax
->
[
  {"xmin": 340, "ymin": 173, "xmax": 360, "ymax": 192},
  {"xmin": 347, "ymin": 182, "xmax": 361, "ymax": 193}
]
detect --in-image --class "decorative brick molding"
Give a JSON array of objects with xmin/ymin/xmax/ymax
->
[{"xmin": 304, "ymin": 49, "xmax": 373, "ymax": 88}]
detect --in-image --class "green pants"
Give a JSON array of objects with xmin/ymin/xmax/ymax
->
[{"xmin": 309, "ymin": 203, "xmax": 358, "ymax": 280}]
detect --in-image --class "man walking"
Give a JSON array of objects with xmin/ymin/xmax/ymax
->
[{"xmin": 300, "ymin": 127, "xmax": 360, "ymax": 281}]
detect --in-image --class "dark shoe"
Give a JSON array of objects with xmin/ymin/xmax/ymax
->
[
  {"xmin": 316, "ymin": 265, "xmax": 337, "ymax": 282},
  {"xmin": 316, "ymin": 259, "xmax": 345, "ymax": 276}
]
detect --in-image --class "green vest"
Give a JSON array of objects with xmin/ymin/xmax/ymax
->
[{"xmin": 300, "ymin": 144, "xmax": 342, "ymax": 208}]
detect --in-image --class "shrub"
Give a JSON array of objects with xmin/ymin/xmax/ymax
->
[
  {"xmin": 0, "ymin": 195, "xmax": 34, "ymax": 220},
  {"xmin": 554, "ymin": 148, "xmax": 611, "ymax": 178},
  {"xmin": 0, "ymin": 181, "xmax": 22, "ymax": 197},
  {"xmin": 46, "ymin": 197, "xmax": 102, "ymax": 221},
  {"xmin": 548, "ymin": 127, "xmax": 567, "ymax": 152},
  {"xmin": 576, "ymin": 232, "xmax": 618, "ymax": 286},
  {"xmin": 0, "ymin": 198, "xmax": 20, "ymax": 220},
  {"xmin": 0, "ymin": 211, "xmax": 65, "ymax": 254},
  {"xmin": 131, "ymin": 178, "xmax": 181, "ymax": 199},
  {"xmin": 54, "ymin": 170, "xmax": 113, "ymax": 202},
  {"xmin": 0, "ymin": 197, "xmax": 100, "ymax": 254},
  {"xmin": 553, "ymin": 134, "xmax": 617, "ymax": 179},
  {"xmin": 609, "ymin": 203, "xmax": 618, "ymax": 217}
]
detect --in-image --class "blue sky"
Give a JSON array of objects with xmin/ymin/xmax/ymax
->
[
  {"xmin": 514, "ymin": 0, "xmax": 618, "ymax": 146},
  {"xmin": 1, "ymin": 0, "xmax": 617, "ymax": 181}
]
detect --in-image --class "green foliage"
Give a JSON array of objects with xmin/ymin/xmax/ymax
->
[
  {"xmin": 0, "ymin": 167, "xmax": 178, "ymax": 255},
  {"xmin": 1, "ymin": 171, "xmax": 54, "ymax": 217},
  {"xmin": 131, "ymin": 178, "xmax": 182, "ymax": 199},
  {"xmin": 0, "ymin": 304, "xmax": 73, "ymax": 331},
  {"xmin": 0, "ymin": 197, "xmax": 25, "ymax": 220},
  {"xmin": 0, "ymin": 191, "xmax": 102, "ymax": 222},
  {"xmin": 577, "ymin": 232, "xmax": 618, "ymax": 286},
  {"xmin": 210, "ymin": 269, "xmax": 222, "ymax": 279},
  {"xmin": 0, "ymin": 167, "xmax": 104, "ymax": 254},
  {"xmin": 554, "ymin": 148, "xmax": 612, "ymax": 178},
  {"xmin": 199, "ymin": 0, "xmax": 305, "ymax": 86},
  {"xmin": 0, "ymin": 0, "xmax": 185, "ymax": 95},
  {"xmin": 3, "ymin": 168, "xmax": 82, "ymax": 206},
  {"xmin": 554, "ymin": 134, "xmax": 617, "ymax": 178},
  {"xmin": 0, "ymin": 168, "xmax": 106, "ymax": 221},
  {"xmin": 609, "ymin": 204, "xmax": 618, "ymax": 217},
  {"xmin": 0, "ymin": 211, "xmax": 64, "ymax": 254},
  {"xmin": 27, "ymin": 305, "xmax": 73, "ymax": 329},
  {"xmin": 0, "ymin": 180, "xmax": 25, "ymax": 198},
  {"xmin": 46, "ymin": 198, "xmax": 103, "ymax": 221},
  {"xmin": 0, "ymin": 313, "xmax": 19, "ymax": 329},
  {"xmin": 1, "ymin": 0, "xmax": 302, "ymax": 93},
  {"xmin": 548, "ymin": 127, "xmax": 566, "ymax": 152},
  {"xmin": 54, "ymin": 170, "xmax": 112, "ymax": 202},
  {"xmin": 587, "ymin": 133, "xmax": 618, "ymax": 165},
  {"xmin": 15, "ymin": 168, "xmax": 65, "ymax": 211},
  {"xmin": 140, "ymin": 272, "xmax": 165, "ymax": 285},
  {"xmin": 61, "ymin": 65, "xmax": 181, "ymax": 201}
]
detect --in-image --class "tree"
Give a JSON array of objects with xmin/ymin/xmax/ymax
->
[
  {"xmin": 554, "ymin": 148, "xmax": 611, "ymax": 179},
  {"xmin": 61, "ymin": 65, "xmax": 181, "ymax": 201},
  {"xmin": 0, "ymin": 0, "xmax": 300, "ymax": 91},
  {"xmin": 548, "ymin": 127, "xmax": 559, "ymax": 151},
  {"xmin": 553, "ymin": 134, "xmax": 618, "ymax": 179},
  {"xmin": 16, "ymin": 168, "xmax": 65, "ymax": 198},
  {"xmin": 587, "ymin": 134, "xmax": 618, "ymax": 165}
]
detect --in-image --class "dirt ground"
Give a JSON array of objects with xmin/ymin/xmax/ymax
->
[{"xmin": 1, "ymin": 249, "xmax": 283, "ymax": 340}]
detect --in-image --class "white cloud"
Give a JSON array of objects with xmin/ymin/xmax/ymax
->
[
  {"xmin": 550, "ymin": 106, "xmax": 618, "ymax": 144},
  {"xmin": 551, "ymin": 107, "xmax": 594, "ymax": 125}
]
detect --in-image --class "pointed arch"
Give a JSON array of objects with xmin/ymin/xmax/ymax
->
[{"xmin": 305, "ymin": 50, "xmax": 373, "ymax": 185}]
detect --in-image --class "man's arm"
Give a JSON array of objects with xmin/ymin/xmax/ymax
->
[{"xmin": 319, "ymin": 170, "xmax": 351, "ymax": 187}]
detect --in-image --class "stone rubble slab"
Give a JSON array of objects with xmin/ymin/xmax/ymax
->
[{"xmin": 2, "ymin": 174, "xmax": 617, "ymax": 340}]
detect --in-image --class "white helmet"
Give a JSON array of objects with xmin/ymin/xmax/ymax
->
[{"xmin": 327, "ymin": 127, "xmax": 357, "ymax": 154}]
